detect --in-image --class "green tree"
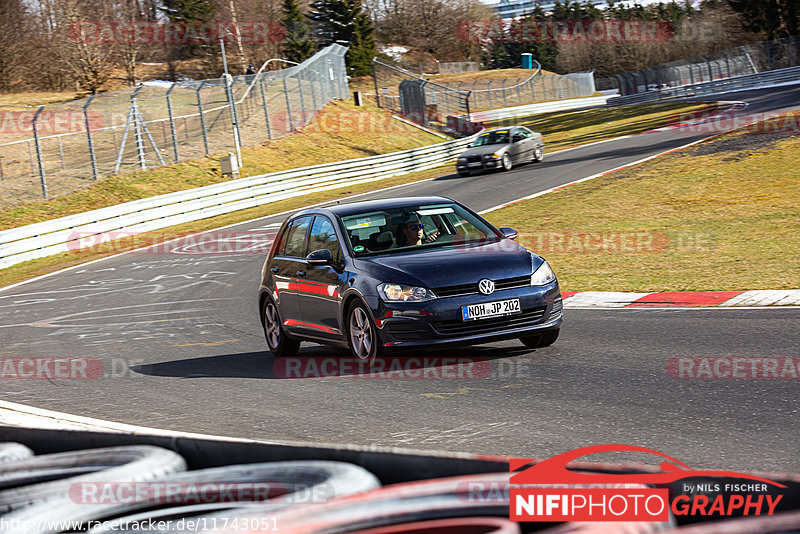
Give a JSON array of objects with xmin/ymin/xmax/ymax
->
[
  {"xmin": 160, "ymin": 0, "xmax": 215, "ymax": 58},
  {"xmin": 282, "ymin": 0, "xmax": 315, "ymax": 63},
  {"xmin": 727, "ymin": 0, "xmax": 799, "ymax": 39},
  {"xmin": 309, "ymin": 0, "xmax": 376, "ymax": 76}
]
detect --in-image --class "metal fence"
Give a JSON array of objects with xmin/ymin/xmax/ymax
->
[
  {"xmin": 0, "ymin": 45, "xmax": 349, "ymax": 206},
  {"xmin": 371, "ymin": 59, "xmax": 596, "ymax": 133},
  {"xmin": 437, "ymin": 62, "xmax": 480, "ymax": 74},
  {"xmin": 597, "ymin": 36, "xmax": 800, "ymax": 95}
]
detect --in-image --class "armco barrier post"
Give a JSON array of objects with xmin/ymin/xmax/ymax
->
[
  {"xmin": 165, "ymin": 83, "xmax": 180, "ymax": 163},
  {"xmin": 31, "ymin": 106, "xmax": 48, "ymax": 200}
]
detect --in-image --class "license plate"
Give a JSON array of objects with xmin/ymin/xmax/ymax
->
[
  {"xmin": 462, "ymin": 298, "xmax": 521, "ymax": 321},
  {"xmin": 467, "ymin": 162, "xmax": 482, "ymax": 168}
]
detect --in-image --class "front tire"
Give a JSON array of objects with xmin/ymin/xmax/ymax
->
[
  {"xmin": 347, "ymin": 301, "xmax": 381, "ymax": 365},
  {"xmin": 520, "ymin": 328, "xmax": 559, "ymax": 349},
  {"xmin": 532, "ymin": 146, "xmax": 544, "ymax": 162},
  {"xmin": 500, "ymin": 153, "xmax": 512, "ymax": 171},
  {"xmin": 262, "ymin": 298, "xmax": 300, "ymax": 357}
]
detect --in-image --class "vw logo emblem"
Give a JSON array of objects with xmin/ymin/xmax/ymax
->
[{"xmin": 478, "ymin": 279, "xmax": 495, "ymax": 295}]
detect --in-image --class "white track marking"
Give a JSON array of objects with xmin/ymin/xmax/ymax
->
[
  {"xmin": 563, "ymin": 292, "xmax": 650, "ymax": 308},
  {"xmin": 720, "ymin": 290, "xmax": 800, "ymax": 307}
]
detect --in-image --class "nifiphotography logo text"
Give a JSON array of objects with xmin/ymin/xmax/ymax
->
[{"xmin": 509, "ymin": 444, "xmax": 785, "ymax": 522}]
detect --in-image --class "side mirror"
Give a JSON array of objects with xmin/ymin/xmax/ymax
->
[
  {"xmin": 306, "ymin": 248, "xmax": 334, "ymax": 264},
  {"xmin": 512, "ymin": 136, "xmax": 522, "ymax": 143},
  {"xmin": 498, "ymin": 227, "xmax": 518, "ymax": 240}
]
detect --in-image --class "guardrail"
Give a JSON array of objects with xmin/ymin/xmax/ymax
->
[
  {"xmin": 0, "ymin": 134, "xmax": 478, "ymax": 270},
  {"xmin": 467, "ymin": 95, "xmax": 610, "ymax": 123},
  {"xmin": 607, "ymin": 65, "xmax": 800, "ymax": 106}
]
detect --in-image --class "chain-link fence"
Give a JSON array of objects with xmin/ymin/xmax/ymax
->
[
  {"xmin": 597, "ymin": 36, "xmax": 800, "ymax": 95},
  {"xmin": 0, "ymin": 45, "xmax": 348, "ymax": 206},
  {"xmin": 371, "ymin": 59, "xmax": 596, "ymax": 134},
  {"xmin": 437, "ymin": 62, "xmax": 480, "ymax": 74}
]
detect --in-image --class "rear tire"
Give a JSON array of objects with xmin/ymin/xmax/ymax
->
[
  {"xmin": 262, "ymin": 298, "xmax": 300, "ymax": 357},
  {"xmin": 520, "ymin": 329, "xmax": 559, "ymax": 349},
  {"xmin": 532, "ymin": 145, "xmax": 544, "ymax": 162},
  {"xmin": 347, "ymin": 301, "xmax": 381, "ymax": 366}
]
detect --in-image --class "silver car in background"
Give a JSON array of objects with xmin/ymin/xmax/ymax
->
[{"xmin": 456, "ymin": 126, "xmax": 545, "ymax": 176}]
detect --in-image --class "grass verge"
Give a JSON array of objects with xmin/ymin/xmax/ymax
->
[
  {"xmin": 0, "ymin": 100, "xmax": 443, "ymax": 230},
  {"xmin": 487, "ymin": 102, "xmax": 718, "ymax": 152},
  {"xmin": 0, "ymin": 101, "xmax": 730, "ymax": 288},
  {"xmin": 485, "ymin": 123, "xmax": 800, "ymax": 292}
]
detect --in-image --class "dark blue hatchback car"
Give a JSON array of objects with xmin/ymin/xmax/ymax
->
[{"xmin": 259, "ymin": 197, "xmax": 562, "ymax": 363}]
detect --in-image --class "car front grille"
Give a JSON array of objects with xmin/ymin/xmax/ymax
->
[
  {"xmin": 466, "ymin": 155, "xmax": 482, "ymax": 163},
  {"xmin": 433, "ymin": 275, "xmax": 530, "ymax": 298},
  {"xmin": 431, "ymin": 306, "xmax": 547, "ymax": 337}
]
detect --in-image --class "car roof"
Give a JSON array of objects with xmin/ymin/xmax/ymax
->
[
  {"xmin": 293, "ymin": 196, "xmax": 456, "ymax": 218},
  {"xmin": 481, "ymin": 126, "xmax": 526, "ymax": 133}
]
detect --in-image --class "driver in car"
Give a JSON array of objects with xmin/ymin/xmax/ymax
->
[{"xmin": 396, "ymin": 215, "xmax": 440, "ymax": 246}]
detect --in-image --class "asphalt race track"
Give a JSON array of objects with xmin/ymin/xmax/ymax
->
[{"xmin": 1, "ymin": 85, "xmax": 799, "ymax": 473}]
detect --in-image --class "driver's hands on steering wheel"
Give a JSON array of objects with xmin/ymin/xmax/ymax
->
[{"xmin": 423, "ymin": 231, "xmax": 441, "ymax": 244}]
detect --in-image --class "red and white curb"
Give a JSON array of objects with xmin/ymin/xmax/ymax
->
[{"xmin": 562, "ymin": 289, "xmax": 800, "ymax": 309}]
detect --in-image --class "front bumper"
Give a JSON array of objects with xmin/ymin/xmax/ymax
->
[
  {"xmin": 365, "ymin": 282, "xmax": 562, "ymax": 349},
  {"xmin": 456, "ymin": 159, "xmax": 500, "ymax": 173}
]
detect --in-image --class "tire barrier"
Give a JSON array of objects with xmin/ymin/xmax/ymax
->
[
  {"xmin": 352, "ymin": 517, "xmax": 521, "ymax": 534},
  {"xmin": 0, "ymin": 446, "xmax": 186, "ymax": 516},
  {"xmin": 0, "ymin": 435, "xmax": 796, "ymax": 533},
  {"xmin": 10, "ymin": 460, "xmax": 380, "ymax": 534},
  {"xmin": 222, "ymin": 475, "xmax": 674, "ymax": 534},
  {"xmin": 0, "ymin": 443, "xmax": 33, "ymax": 463}
]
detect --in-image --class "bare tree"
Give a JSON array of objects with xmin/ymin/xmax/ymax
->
[{"xmin": 0, "ymin": 0, "xmax": 32, "ymax": 91}]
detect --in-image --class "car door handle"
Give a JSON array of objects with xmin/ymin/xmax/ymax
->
[
  {"xmin": 296, "ymin": 270, "xmax": 306, "ymax": 277},
  {"xmin": 271, "ymin": 267, "xmax": 280, "ymax": 274}
]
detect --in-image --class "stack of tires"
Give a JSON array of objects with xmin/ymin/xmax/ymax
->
[{"xmin": 0, "ymin": 442, "xmax": 677, "ymax": 533}]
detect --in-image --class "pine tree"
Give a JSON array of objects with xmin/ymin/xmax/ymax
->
[
  {"xmin": 348, "ymin": 5, "xmax": 377, "ymax": 76},
  {"xmin": 282, "ymin": 0, "xmax": 315, "ymax": 63},
  {"xmin": 159, "ymin": 0, "xmax": 216, "ymax": 59},
  {"xmin": 308, "ymin": 0, "xmax": 376, "ymax": 76}
]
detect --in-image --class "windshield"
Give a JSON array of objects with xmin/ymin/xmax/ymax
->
[
  {"xmin": 339, "ymin": 203, "xmax": 501, "ymax": 257},
  {"xmin": 473, "ymin": 130, "xmax": 509, "ymax": 146}
]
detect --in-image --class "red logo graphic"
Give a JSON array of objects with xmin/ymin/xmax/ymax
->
[{"xmin": 509, "ymin": 445, "xmax": 785, "ymax": 522}]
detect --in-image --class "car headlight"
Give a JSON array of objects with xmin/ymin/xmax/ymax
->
[
  {"xmin": 531, "ymin": 261, "xmax": 556, "ymax": 286},
  {"xmin": 457, "ymin": 157, "xmax": 466, "ymax": 162},
  {"xmin": 378, "ymin": 283, "xmax": 437, "ymax": 302},
  {"xmin": 483, "ymin": 153, "xmax": 499, "ymax": 160}
]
